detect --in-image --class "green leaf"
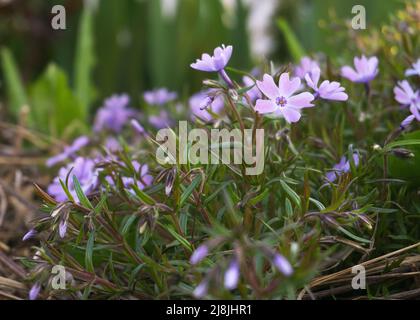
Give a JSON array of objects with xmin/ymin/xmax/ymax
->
[
  {"xmin": 277, "ymin": 18, "xmax": 305, "ymax": 62},
  {"xmin": 280, "ymin": 180, "xmax": 301, "ymax": 209},
  {"xmin": 74, "ymin": 4, "xmax": 96, "ymax": 120},
  {"xmin": 131, "ymin": 183, "xmax": 156, "ymax": 205},
  {"xmin": 85, "ymin": 230, "xmax": 95, "ymax": 273},
  {"xmin": 1, "ymin": 47, "xmax": 28, "ymax": 117},
  {"xmin": 72, "ymin": 175, "xmax": 94, "ymax": 209},
  {"xmin": 180, "ymin": 175, "xmax": 202, "ymax": 207},
  {"xmin": 29, "ymin": 63, "xmax": 86, "ymax": 136},
  {"xmin": 387, "ymin": 131, "xmax": 420, "ymax": 185}
]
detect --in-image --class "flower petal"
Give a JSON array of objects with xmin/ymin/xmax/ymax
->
[
  {"xmin": 278, "ymin": 73, "xmax": 301, "ymax": 97},
  {"xmin": 255, "ymin": 99, "xmax": 277, "ymax": 114},
  {"xmin": 256, "ymin": 74, "xmax": 279, "ymax": 100},
  {"xmin": 287, "ymin": 92, "xmax": 314, "ymax": 109}
]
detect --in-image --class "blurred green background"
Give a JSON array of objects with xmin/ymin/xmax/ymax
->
[{"xmin": 0, "ymin": 0, "xmax": 404, "ymax": 136}]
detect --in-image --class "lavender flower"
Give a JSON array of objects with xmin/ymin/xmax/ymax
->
[
  {"xmin": 400, "ymin": 114, "xmax": 416, "ymax": 129},
  {"xmin": 326, "ymin": 153, "xmax": 360, "ymax": 183},
  {"xmin": 94, "ymin": 94, "xmax": 135, "ymax": 133},
  {"xmin": 22, "ymin": 229, "xmax": 37, "ymax": 241},
  {"xmin": 224, "ymin": 259, "xmax": 240, "ymax": 290},
  {"xmin": 255, "ymin": 73, "xmax": 314, "ymax": 123},
  {"xmin": 143, "ymin": 88, "xmax": 177, "ymax": 106},
  {"xmin": 29, "ymin": 283, "xmax": 41, "ymax": 300},
  {"xmin": 104, "ymin": 136, "xmax": 121, "ymax": 153},
  {"xmin": 394, "ymin": 80, "xmax": 420, "ymax": 120},
  {"xmin": 405, "ymin": 59, "xmax": 420, "ymax": 77},
  {"xmin": 193, "ymin": 280, "xmax": 208, "ymax": 298},
  {"xmin": 305, "ymin": 67, "xmax": 348, "ymax": 101},
  {"xmin": 273, "ymin": 254, "xmax": 293, "ymax": 276},
  {"xmin": 295, "ymin": 56, "xmax": 319, "ymax": 79},
  {"xmin": 191, "ymin": 44, "xmax": 232, "ymax": 72},
  {"xmin": 47, "ymin": 157, "xmax": 99, "ymax": 202},
  {"xmin": 190, "ymin": 244, "xmax": 209, "ymax": 265},
  {"xmin": 189, "ymin": 91, "xmax": 224, "ymax": 122},
  {"xmin": 243, "ymin": 76, "xmax": 262, "ymax": 102},
  {"xmin": 46, "ymin": 136, "xmax": 89, "ymax": 167},
  {"xmin": 131, "ymin": 119, "xmax": 146, "ymax": 135},
  {"xmin": 149, "ymin": 110, "xmax": 172, "ymax": 129},
  {"xmin": 59, "ymin": 220, "xmax": 68, "ymax": 238},
  {"xmin": 121, "ymin": 161, "xmax": 153, "ymax": 192},
  {"xmin": 341, "ymin": 55, "xmax": 379, "ymax": 83}
]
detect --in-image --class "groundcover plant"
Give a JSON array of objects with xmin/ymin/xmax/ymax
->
[{"xmin": 1, "ymin": 0, "xmax": 420, "ymax": 300}]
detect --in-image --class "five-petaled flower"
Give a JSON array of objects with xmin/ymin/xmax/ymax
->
[
  {"xmin": 191, "ymin": 44, "xmax": 233, "ymax": 72},
  {"xmin": 255, "ymin": 73, "xmax": 314, "ymax": 123},
  {"xmin": 341, "ymin": 55, "xmax": 379, "ymax": 83},
  {"xmin": 394, "ymin": 80, "xmax": 420, "ymax": 120},
  {"xmin": 305, "ymin": 67, "xmax": 348, "ymax": 101}
]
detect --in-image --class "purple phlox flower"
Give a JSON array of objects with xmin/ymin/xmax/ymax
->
[
  {"xmin": 94, "ymin": 94, "xmax": 135, "ymax": 133},
  {"xmin": 22, "ymin": 229, "xmax": 37, "ymax": 241},
  {"xmin": 193, "ymin": 280, "xmax": 208, "ymax": 299},
  {"xmin": 255, "ymin": 73, "xmax": 314, "ymax": 123},
  {"xmin": 191, "ymin": 44, "xmax": 232, "ymax": 72},
  {"xmin": 131, "ymin": 119, "xmax": 146, "ymax": 136},
  {"xmin": 189, "ymin": 90, "xmax": 224, "ymax": 122},
  {"xmin": 190, "ymin": 244, "xmax": 209, "ymax": 265},
  {"xmin": 29, "ymin": 283, "xmax": 41, "ymax": 300},
  {"xmin": 273, "ymin": 253, "xmax": 293, "ymax": 276},
  {"xmin": 121, "ymin": 161, "xmax": 153, "ymax": 193},
  {"xmin": 59, "ymin": 220, "xmax": 68, "ymax": 238},
  {"xmin": 46, "ymin": 136, "xmax": 89, "ymax": 167},
  {"xmin": 405, "ymin": 59, "xmax": 420, "ymax": 77},
  {"xmin": 149, "ymin": 110, "xmax": 172, "ymax": 129},
  {"xmin": 243, "ymin": 75, "xmax": 262, "ymax": 102},
  {"xmin": 394, "ymin": 80, "xmax": 420, "ymax": 120},
  {"xmin": 224, "ymin": 259, "xmax": 240, "ymax": 290},
  {"xmin": 305, "ymin": 67, "xmax": 348, "ymax": 101},
  {"xmin": 295, "ymin": 56, "xmax": 319, "ymax": 79},
  {"xmin": 341, "ymin": 55, "xmax": 379, "ymax": 83},
  {"xmin": 47, "ymin": 157, "xmax": 99, "ymax": 202},
  {"xmin": 104, "ymin": 136, "xmax": 121, "ymax": 153},
  {"xmin": 400, "ymin": 114, "xmax": 417, "ymax": 130},
  {"xmin": 143, "ymin": 88, "xmax": 177, "ymax": 106},
  {"xmin": 326, "ymin": 153, "xmax": 360, "ymax": 183}
]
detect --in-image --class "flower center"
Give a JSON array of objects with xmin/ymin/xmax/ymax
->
[{"xmin": 276, "ymin": 96, "xmax": 287, "ymax": 107}]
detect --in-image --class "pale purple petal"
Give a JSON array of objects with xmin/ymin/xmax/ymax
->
[
  {"xmin": 224, "ymin": 260, "xmax": 240, "ymax": 290},
  {"xmin": 23, "ymin": 229, "xmax": 37, "ymax": 241},
  {"xmin": 280, "ymin": 107, "xmax": 302, "ymax": 123},
  {"xmin": 190, "ymin": 245, "xmax": 209, "ymax": 265},
  {"xmin": 193, "ymin": 280, "xmax": 208, "ymax": 298},
  {"xmin": 256, "ymin": 74, "xmax": 280, "ymax": 100},
  {"xmin": 29, "ymin": 283, "xmax": 41, "ymax": 300},
  {"xmin": 287, "ymin": 92, "xmax": 315, "ymax": 109},
  {"xmin": 278, "ymin": 73, "xmax": 301, "ymax": 98},
  {"xmin": 273, "ymin": 254, "xmax": 293, "ymax": 276},
  {"xmin": 255, "ymin": 99, "xmax": 277, "ymax": 114}
]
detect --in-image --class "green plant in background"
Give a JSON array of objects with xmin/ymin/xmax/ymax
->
[{"xmin": 20, "ymin": 2, "xmax": 420, "ymax": 300}]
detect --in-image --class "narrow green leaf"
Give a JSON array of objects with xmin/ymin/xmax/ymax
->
[
  {"xmin": 277, "ymin": 18, "xmax": 305, "ymax": 62},
  {"xmin": 73, "ymin": 175, "xmax": 94, "ymax": 209},
  {"xmin": 1, "ymin": 47, "xmax": 28, "ymax": 117},
  {"xmin": 180, "ymin": 175, "xmax": 202, "ymax": 206}
]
